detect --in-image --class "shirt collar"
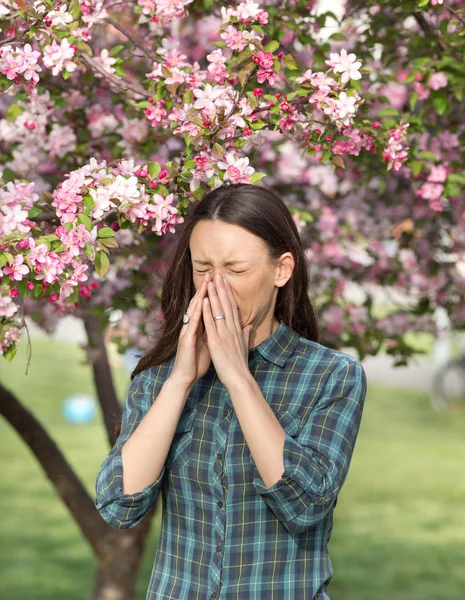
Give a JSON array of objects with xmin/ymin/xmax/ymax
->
[{"xmin": 248, "ymin": 320, "xmax": 300, "ymax": 367}]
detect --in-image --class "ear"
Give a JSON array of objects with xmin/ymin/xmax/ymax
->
[{"xmin": 275, "ymin": 252, "xmax": 294, "ymax": 288}]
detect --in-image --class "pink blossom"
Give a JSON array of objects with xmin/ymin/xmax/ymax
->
[
  {"xmin": 428, "ymin": 71, "xmax": 448, "ymax": 90},
  {"xmin": 93, "ymin": 48, "xmax": 117, "ymax": 78},
  {"xmin": 220, "ymin": 25, "xmax": 247, "ymax": 51},
  {"xmin": 0, "ymin": 294, "xmax": 19, "ymax": 318},
  {"xmin": 380, "ymin": 81, "xmax": 407, "ymax": 111},
  {"xmin": 193, "ymin": 83, "xmax": 225, "ymax": 114},
  {"xmin": 413, "ymin": 81, "xmax": 430, "ymax": 100},
  {"xmin": 28, "ymin": 238, "xmax": 49, "ymax": 264},
  {"xmin": 334, "ymin": 91, "xmax": 357, "ymax": 120},
  {"xmin": 42, "ymin": 38, "xmax": 77, "ymax": 77},
  {"xmin": 427, "ymin": 165, "xmax": 447, "ymax": 182},
  {"xmin": 3, "ymin": 254, "xmax": 30, "ymax": 281},
  {"xmin": 235, "ymin": 0, "xmax": 267, "ymax": 24},
  {"xmin": 71, "ymin": 260, "xmax": 89, "ymax": 282},
  {"xmin": 217, "ymin": 152, "xmax": 255, "ymax": 183},
  {"xmin": 325, "ymin": 49, "xmax": 362, "ymax": 84},
  {"xmin": 145, "ymin": 102, "xmax": 169, "ymax": 127}
]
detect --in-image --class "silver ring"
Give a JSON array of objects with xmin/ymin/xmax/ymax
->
[
  {"xmin": 183, "ymin": 312, "xmax": 190, "ymax": 324},
  {"xmin": 214, "ymin": 314, "xmax": 225, "ymax": 321}
]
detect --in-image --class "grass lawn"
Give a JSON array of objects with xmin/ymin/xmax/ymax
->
[{"xmin": 1, "ymin": 337, "xmax": 464, "ymax": 600}]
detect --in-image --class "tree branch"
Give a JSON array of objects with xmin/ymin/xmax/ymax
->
[
  {"xmin": 0, "ymin": 381, "xmax": 109, "ymax": 552},
  {"xmin": 83, "ymin": 313, "xmax": 122, "ymax": 447},
  {"xmin": 104, "ymin": 16, "xmax": 154, "ymax": 60},
  {"xmin": 413, "ymin": 12, "xmax": 448, "ymax": 52},
  {"xmin": 79, "ymin": 52, "xmax": 151, "ymax": 99}
]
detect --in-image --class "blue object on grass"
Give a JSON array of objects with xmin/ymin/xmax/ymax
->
[{"xmin": 63, "ymin": 393, "xmax": 97, "ymax": 424}]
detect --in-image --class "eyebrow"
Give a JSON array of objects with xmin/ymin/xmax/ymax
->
[{"xmin": 192, "ymin": 259, "xmax": 248, "ymax": 266}]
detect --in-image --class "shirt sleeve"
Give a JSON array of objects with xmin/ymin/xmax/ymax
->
[
  {"xmin": 94, "ymin": 367, "xmax": 167, "ymax": 529},
  {"xmin": 251, "ymin": 357, "xmax": 367, "ymax": 534}
]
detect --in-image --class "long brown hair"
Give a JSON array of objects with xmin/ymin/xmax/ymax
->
[{"xmin": 130, "ymin": 182, "xmax": 320, "ymax": 380}]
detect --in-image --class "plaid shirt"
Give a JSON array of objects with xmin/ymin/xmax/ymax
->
[{"xmin": 95, "ymin": 320, "xmax": 367, "ymax": 600}]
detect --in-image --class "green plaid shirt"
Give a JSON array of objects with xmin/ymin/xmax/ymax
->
[{"xmin": 95, "ymin": 320, "xmax": 367, "ymax": 599}]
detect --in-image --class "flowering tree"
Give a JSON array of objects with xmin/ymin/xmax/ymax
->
[{"xmin": 1, "ymin": 0, "xmax": 465, "ymax": 597}]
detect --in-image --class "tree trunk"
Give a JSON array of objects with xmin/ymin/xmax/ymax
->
[
  {"xmin": 0, "ymin": 317, "xmax": 158, "ymax": 600},
  {"xmin": 92, "ymin": 509, "xmax": 156, "ymax": 600},
  {"xmin": 83, "ymin": 313, "xmax": 122, "ymax": 447}
]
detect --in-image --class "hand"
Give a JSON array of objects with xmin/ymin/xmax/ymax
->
[
  {"xmin": 171, "ymin": 272, "xmax": 213, "ymax": 389},
  {"xmin": 202, "ymin": 273, "xmax": 254, "ymax": 389}
]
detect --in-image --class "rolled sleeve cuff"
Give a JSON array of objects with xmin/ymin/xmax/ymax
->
[
  {"xmin": 95, "ymin": 445, "xmax": 165, "ymax": 528},
  {"xmin": 251, "ymin": 433, "xmax": 328, "ymax": 523}
]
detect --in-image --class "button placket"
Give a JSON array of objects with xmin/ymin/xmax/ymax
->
[{"xmin": 210, "ymin": 395, "xmax": 231, "ymax": 598}]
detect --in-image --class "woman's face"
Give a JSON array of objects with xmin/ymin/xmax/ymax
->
[{"xmin": 189, "ymin": 220, "xmax": 292, "ymax": 331}]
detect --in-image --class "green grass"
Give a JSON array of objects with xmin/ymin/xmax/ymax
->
[{"xmin": 1, "ymin": 337, "xmax": 464, "ymax": 599}]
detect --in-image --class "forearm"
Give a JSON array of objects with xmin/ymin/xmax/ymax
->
[
  {"xmin": 121, "ymin": 375, "xmax": 192, "ymax": 494},
  {"xmin": 228, "ymin": 375, "xmax": 287, "ymax": 488}
]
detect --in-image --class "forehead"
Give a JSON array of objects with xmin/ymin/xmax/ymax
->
[{"xmin": 189, "ymin": 220, "xmax": 265, "ymax": 261}]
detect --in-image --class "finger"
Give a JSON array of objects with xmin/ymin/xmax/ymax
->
[
  {"xmin": 206, "ymin": 278, "xmax": 229, "ymax": 329},
  {"xmin": 222, "ymin": 277, "xmax": 241, "ymax": 331},
  {"xmin": 202, "ymin": 296, "xmax": 216, "ymax": 343},
  {"xmin": 181, "ymin": 278, "xmax": 207, "ymax": 333},
  {"xmin": 213, "ymin": 274, "xmax": 235, "ymax": 328}
]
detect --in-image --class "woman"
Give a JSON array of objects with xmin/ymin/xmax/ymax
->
[{"xmin": 95, "ymin": 182, "xmax": 367, "ymax": 600}]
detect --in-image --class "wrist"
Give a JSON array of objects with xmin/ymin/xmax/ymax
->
[{"xmin": 166, "ymin": 373, "xmax": 195, "ymax": 395}]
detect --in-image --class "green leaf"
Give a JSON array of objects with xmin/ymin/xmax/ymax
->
[
  {"xmin": 95, "ymin": 250, "xmax": 110, "ymax": 277},
  {"xmin": 3, "ymin": 344, "xmax": 17, "ymax": 362},
  {"xmin": 98, "ymin": 237, "xmax": 119, "ymax": 249},
  {"xmin": 419, "ymin": 151, "xmax": 438, "ymax": 161},
  {"xmin": 378, "ymin": 107, "xmax": 399, "ymax": 117},
  {"xmin": 238, "ymin": 62, "xmax": 256, "ymax": 85},
  {"xmin": 77, "ymin": 213, "xmax": 93, "ymax": 230},
  {"xmin": 382, "ymin": 119, "xmax": 398, "ymax": 128},
  {"xmin": 446, "ymin": 173, "xmax": 465, "ymax": 184},
  {"xmin": 408, "ymin": 160, "xmax": 423, "ymax": 176},
  {"xmin": 98, "ymin": 227, "xmax": 116, "ymax": 238},
  {"xmin": 5, "ymin": 103, "xmax": 24, "ymax": 122},
  {"xmin": 264, "ymin": 40, "xmax": 280, "ymax": 53},
  {"xmin": 148, "ymin": 161, "xmax": 161, "ymax": 179},
  {"xmin": 83, "ymin": 243, "xmax": 94, "ymax": 258},
  {"xmin": 409, "ymin": 91, "xmax": 419, "ymax": 111},
  {"xmin": 192, "ymin": 182, "xmax": 205, "ymax": 200},
  {"xmin": 250, "ymin": 172, "xmax": 267, "ymax": 184},
  {"xmin": 444, "ymin": 181, "xmax": 461, "ymax": 197},
  {"xmin": 432, "ymin": 93, "xmax": 449, "ymax": 116},
  {"xmin": 27, "ymin": 207, "xmax": 43, "ymax": 218},
  {"xmin": 321, "ymin": 149, "xmax": 332, "ymax": 163},
  {"xmin": 32, "ymin": 283, "xmax": 42, "ymax": 298},
  {"xmin": 109, "ymin": 44, "xmax": 125, "ymax": 57},
  {"xmin": 283, "ymin": 54, "xmax": 298, "ymax": 70},
  {"xmin": 328, "ymin": 32, "xmax": 347, "ymax": 41}
]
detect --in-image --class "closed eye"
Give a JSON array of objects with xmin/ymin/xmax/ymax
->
[{"xmin": 195, "ymin": 270, "xmax": 246, "ymax": 274}]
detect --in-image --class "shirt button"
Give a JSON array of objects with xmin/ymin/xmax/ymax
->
[
  {"xmin": 222, "ymin": 408, "xmax": 229, "ymax": 417},
  {"xmin": 216, "ymin": 543, "xmax": 222, "ymax": 552},
  {"xmin": 217, "ymin": 499, "xmax": 223, "ymax": 508},
  {"xmin": 211, "ymin": 593, "xmax": 217, "ymax": 599},
  {"xmin": 216, "ymin": 452, "xmax": 223, "ymax": 461}
]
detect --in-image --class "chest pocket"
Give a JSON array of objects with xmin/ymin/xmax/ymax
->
[
  {"xmin": 249, "ymin": 409, "xmax": 302, "ymax": 470},
  {"xmin": 165, "ymin": 405, "xmax": 198, "ymax": 469}
]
